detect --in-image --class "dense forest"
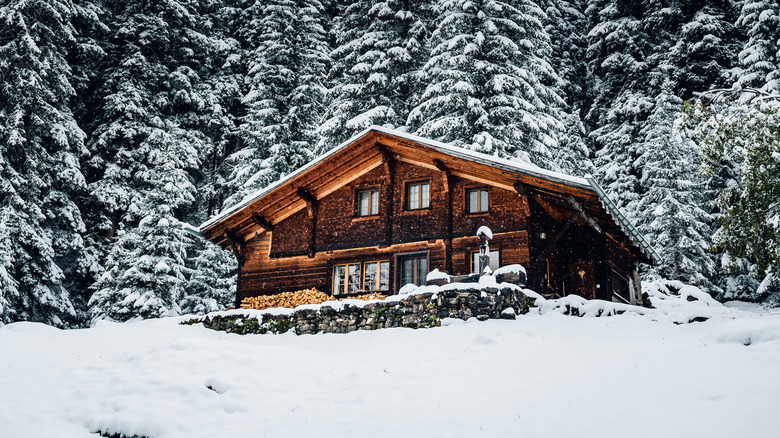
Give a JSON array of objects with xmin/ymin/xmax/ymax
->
[{"xmin": 1, "ymin": 0, "xmax": 778, "ymax": 327}]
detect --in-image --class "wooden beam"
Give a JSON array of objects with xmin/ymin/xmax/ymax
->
[
  {"xmin": 225, "ymin": 229, "xmax": 245, "ymax": 266},
  {"xmin": 382, "ymin": 150, "xmax": 395, "ymax": 247},
  {"xmin": 513, "ymin": 181, "xmax": 531, "ymax": 217},
  {"xmin": 295, "ymin": 188, "xmax": 318, "ymax": 257},
  {"xmin": 567, "ymin": 196, "xmax": 603, "ymax": 234},
  {"xmin": 434, "ymin": 158, "xmax": 453, "ymax": 273},
  {"xmin": 251, "ymin": 213, "xmax": 274, "ymax": 232}
]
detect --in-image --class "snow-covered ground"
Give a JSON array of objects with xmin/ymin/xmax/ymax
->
[{"xmin": 2, "ymin": 287, "xmax": 780, "ymax": 438}]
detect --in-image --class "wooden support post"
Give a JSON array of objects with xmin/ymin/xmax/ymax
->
[
  {"xmin": 296, "ymin": 188, "xmax": 318, "ymax": 258},
  {"xmin": 434, "ymin": 158, "xmax": 453, "ymax": 274},
  {"xmin": 225, "ymin": 229, "xmax": 245, "ymax": 266},
  {"xmin": 381, "ymin": 148, "xmax": 395, "ymax": 247},
  {"xmin": 251, "ymin": 213, "xmax": 274, "ymax": 232},
  {"xmin": 567, "ymin": 196, "xmax": 603, "ymax": 234}
]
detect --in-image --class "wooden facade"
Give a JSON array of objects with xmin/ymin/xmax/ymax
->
[{"xmin": 199, "ymin": 127, "xmax": 658, "ymax": 306}]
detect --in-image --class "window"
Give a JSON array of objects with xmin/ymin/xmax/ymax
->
[
  {"xmin": 332, "ymin": 260, "xmax": 389, "ymax": 295},
  {"xmin": 356, "ymin": 188, "xmax": 379, "ymax": 216},
  {"xmin": 363, "ymin": 261, "xmax": 390, "ymax": 292},
  {"xmin": 406, "ymin": 181, "xmax": 430, "ymax": 210},
  {"xmin": 466, "ymin": 188, "xmax": 489, "ymax": 213},
  {"xmin": 398, "ymin": 252, "xmax": 428, "ymax": 288},
  {"xmin": 471, "ymin": 250, "xmax": 499, "ymax": 274}
]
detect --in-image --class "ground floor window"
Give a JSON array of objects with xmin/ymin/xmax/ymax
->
[
  {"xmin": 611, "ymin": 270, "xmax": 630, "ymax": 303},
  {"xmin": 398, "ymin": 252, "xmax": 428, "ymax": 288},
  {"xmin": 470, "ymin": 250, "xmax": 499, "ymax": 273},
  {"xmin": 332, "ymin": 260, "xmax": 389, "ymax": 295}
]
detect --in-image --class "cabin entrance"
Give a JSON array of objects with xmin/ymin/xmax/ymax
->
[{"xmin": 567, "ymin": 260, "xmax": 597, "ymax": 299}]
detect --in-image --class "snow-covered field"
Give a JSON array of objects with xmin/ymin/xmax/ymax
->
[{"xmin": 2, "ymin": 287, "xmax": 780, "ymax": 438}]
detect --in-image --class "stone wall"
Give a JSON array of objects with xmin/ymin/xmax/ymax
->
[{"xmin": 187, "ymin": 286, "xmax": 534, "ymax": 335}]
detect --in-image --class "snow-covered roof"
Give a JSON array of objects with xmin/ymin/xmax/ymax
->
[
  {"xmin": 198, "ymin": 126, "xmax": 658, "ymax": 264},
  {"xmin": 200, "ymin": 126, "xmax": 589, "ymax": 230}
]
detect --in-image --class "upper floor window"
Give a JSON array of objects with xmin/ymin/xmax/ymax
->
[
  {"xmin": 466, "ymin": 188, "xmax": 489, "ymax": 213},
  {"xmin": 356, "ymin": 188, "xmax": 379, "ymax": 216},
  {"xmin": 406, "ymin": 181, "xmax": 430, "ymax": 210}
]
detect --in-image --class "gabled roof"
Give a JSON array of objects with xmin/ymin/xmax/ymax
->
[{"xmin": 199, "ymin": 126, "xmax": 660, "ymax": 265}]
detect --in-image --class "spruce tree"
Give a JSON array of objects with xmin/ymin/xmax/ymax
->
[
  {"xmin": 181, "ymin": 241, "xmax": 237, "ymax": 315},
  {"xmin": 224, "ymin": 0, "xmax": 330, "ymax": 208},
  {"xmin": 634, "ymin": 89, "xmax": 715, "ymax": 290},
  {"xmin": 89, "ymin": 127, "xmax": 199, "ymax": 322},
  {"xmin": 320, "ymin": 0, "xmax": 433, "ymax": 148},
  {"xmin": 736, "ymin": 1, "xmax": 780, "ymax": 93},
  {"xmin": 408, "ymin": 0, "xmax": 565, "ymax": 169},
  {"xmin": 0, "ymin": 0, "xmax": 92, "ymax": 326}
]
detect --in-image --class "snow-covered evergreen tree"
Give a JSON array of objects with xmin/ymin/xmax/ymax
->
[
  {"xmin": 319, "ymin": 0, "xmax": 433, "ymax": 148},
  {"xmin": 408, "ymin": 0, "xmax": 565, "ymax": 169},
  {"xmin": 180, "ymin": 241, "xmax": 237, "ymax": 315},
  {"xmin": 0, "ymin": 0, "xmax": 93, "ymax": 326},
  {"xmin": 736, "ymin": 0, "xmax": 780, "ymax": 93},
  {"xmin": 89, "ymin": 127, "xmax": 199, "ymax": 322},
  {"xmin": 634, "ymin": 89, "xmax": 715, "ymax": 290},
  {"xmin": 224, "ymin": 0, "xmax": 330, "ymax": 208},
  {"xmin": 667, "ymin": 1, "xmax": 741, "ymax": 99},
  {"xmin": 586, "ymin": 0, "xmax": 651, "ymax": 209}
]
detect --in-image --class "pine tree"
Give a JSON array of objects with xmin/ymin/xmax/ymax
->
[
  {"xmin": 0, "ymin": 0, "xmax": 92, "ymax": 326},
  {"xmin": 586, "ymin": 0, "xmax": 651, "ymax": 210},
  {"xmin": 666, "ymin": 1, "xmax": 741, "ymax": 100},
  {"xmin": 224, "ymin": 0, "xmax": 330, "ymax": 208},
  {"xmin": 319, "ymin": 0, "xmax": 433, "ymax": 148},
  {"xmin": 540, "ymin": 0, "xmax": 593, "ymax": 175},
  {"xmin": 736, "ymin": 1, "xmax": 780, "ymax": 93},
  {"xmin": 89, "ymin": 127, "xmax": 199, "ymax": 322},
  {"xmin": 633, "ymin": 89, "xmax": 715, "ymax": 290},
  {"xmin": 180, "ymin": 241, "xmax": 237, "ymax": 315},
  {"xmin": 408, "ymin": 0, "xmax": 565, "ymax": 169},
  {"xmin": 683, "ymin": 93, "xmax": 780, "ymax": 301}
]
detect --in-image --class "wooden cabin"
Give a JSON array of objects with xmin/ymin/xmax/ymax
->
[{"xmin": 198, "ymin": 127, "xmax": 659, "ymax": 307}]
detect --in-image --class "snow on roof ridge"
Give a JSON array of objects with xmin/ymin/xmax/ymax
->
[{"xmin": 200, "ymin": 126, "xmax": 590, "ymax": 231}]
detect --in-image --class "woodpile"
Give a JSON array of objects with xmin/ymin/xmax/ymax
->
[{"xmin": 240, "ymin": 289, "xmax": 387, "ymax": 311}]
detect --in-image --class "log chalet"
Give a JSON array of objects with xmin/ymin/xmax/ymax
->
[{"xmin": 198, "ymin": 127, "xmax": 659, "ymax": 307}]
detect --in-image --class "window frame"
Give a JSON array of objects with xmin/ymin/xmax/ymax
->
[
  {"xmin": 470, "ymin": 249, "xmax": 500, "ymax": 274},
  {"xmin": 396, "ymin": 251, "xmax": 429, "ymax": 289},
  {"xmin": 405, "ymin": 180, "xmax": 431, "ymax": 211},
  {"xmin": 354, "ymin": 187, "xmax": 380, "ymax": 217},
  {"xmin": 465, "ymin": 187, "xmax": 490, "ymax": 214},
  {"xmin": 332, "ymin": 259, "xmax": 390, "ymax": 295}
]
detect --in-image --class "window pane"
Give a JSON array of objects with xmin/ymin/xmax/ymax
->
[
  {"xmin": 371, "ymin": 190, "xmax": 379, "ymax": 214},
  {"xmin": 469, "ymin": 190, "xmax": 479, "ymax": 213},
  {"xmin": 480, "ymin": 189, "xmax": 489, "ymax": 212},
  {"xmin": 421, "ymin": 183, "xmax": 430, "ymax": 208},
  {"xmin": 333, "ymin": 265, "xmax": 345, "ymax": 295},
  {"xmin": 408, "ymin": 184, "xmax": 419, "ymax": 210},
  {"xmin": 417, "ymin": 257, "xmax": 428, "ymax": 286},
  {"xmin": 359, "ymin": 192, "xmax": 370, "ymax": 216},
  {"xmin": 364, "ymin": 262, "xmax": 378, "ymax": 291},
  {"xmin": 472, "ymin": 250, "xmax": 499, "ymax": 273},
  {"xmin": 401, "ymin": 259, "xmax": 414, "ymax": 285},
  {"xmin": 348, "ymin": 264, "xmax": 361, "ymax": 293},
  {"xmin": 379, "ymin": 261, "xmax": 390, "ymax": 290}
]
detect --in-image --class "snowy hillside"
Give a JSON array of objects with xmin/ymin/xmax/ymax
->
[{"xmin": 2, "ymin": 286, "xmax": 780, "ymax": 438}]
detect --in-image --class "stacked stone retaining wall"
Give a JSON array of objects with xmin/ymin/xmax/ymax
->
[{"xmin": 187, "ymin": 287, "xmax": 534, "ymax": 335}]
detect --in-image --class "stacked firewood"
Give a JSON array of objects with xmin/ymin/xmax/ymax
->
[{"xmin": 240, "ymin": 289, "xmax": 387, "ymax": 310}]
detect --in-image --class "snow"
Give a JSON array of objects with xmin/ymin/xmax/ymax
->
[
  {"xmin": 493, "ymin": 263, "xmax": 526, "ymax": 276},
  {"xmin": 475, "ymin": 225, "xmax": 493, "ymax": 239},
  {"xmin": 425, "ymin": 268, "xmax": 450, "ymax": 282},
  {"xmin": 2, "ymin": 289, "xmax": 780, "ymax": 438}
]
